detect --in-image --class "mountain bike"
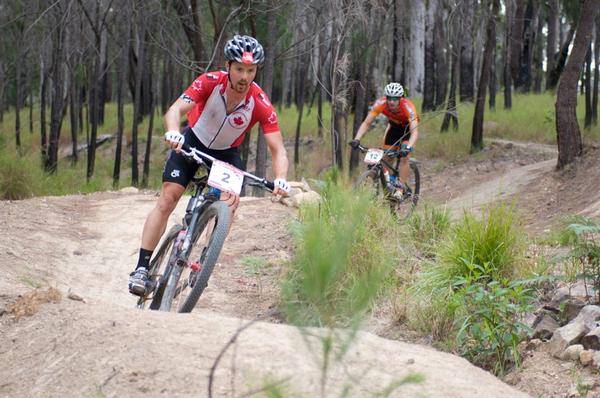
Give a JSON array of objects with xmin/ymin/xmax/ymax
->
[
  {"xmin": 352, "ymin": 142, "xmax": 420, "ymax": 219},
  {"xmin": 136, "ymin": 144, "xmax": 274, "ymax": 313}
]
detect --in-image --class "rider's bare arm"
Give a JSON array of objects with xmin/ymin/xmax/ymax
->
[
  {"xmin": 407, "ymin": 118, "xmax": 419, "ymax": 148},
  {"xmin": 163, "ymin": 97, "xmax": 196, "ymax": 150},
  {"xmin": 264, "ymin": 131, "xmax": 289, "ymax": 195},
  {"xmin": 354, "ymin": 112, "xmax": 377, "ymax": 141}
]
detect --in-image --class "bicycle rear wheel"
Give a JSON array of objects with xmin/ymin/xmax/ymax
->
[
  {"xmin": 161, "ymin": 201, "xmax": 231, "ymax": 313},
  {"xmin": 136, "ymin": 224, "xmax": 182, "ymax": 310},
  {"xmin": 390, "ymin": 161, "xmax": 420, "ymax": 220}
]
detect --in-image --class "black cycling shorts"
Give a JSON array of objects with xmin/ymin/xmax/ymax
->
[
  {"xmin": 384, "ymin": 123, "xmax": 411, "ymax": 147},
  {"xmin": 162, "ymin": 127, "xmax": 244, "ymax": 188}
]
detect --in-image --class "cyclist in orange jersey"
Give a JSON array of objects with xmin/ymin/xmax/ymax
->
[{"xmin": 350, "ymin": 82, "xmax": 420, "ymax": 190}]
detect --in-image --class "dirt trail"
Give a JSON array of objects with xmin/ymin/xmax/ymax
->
[{"xmin": 2, "ymin": 141, "xmax": 600, "ymax": 397}]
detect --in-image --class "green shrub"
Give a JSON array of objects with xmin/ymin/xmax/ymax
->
[
  {"xmin": 566, "ymin": 221, "xmax": 600, "ymax": 303},
  {"xmin": 281, "ymin": 177, "xmax": 398, "ymax": 327},
  {"xmin": 451, "ymin": 263, "xmax": 534, "ymax": 376},
  {"xmin": 408, "ymin": 203, "xmax": 530, "ymax": 351},
  {"xmin": 0, "ymin": 153, "xmax": 34, "ymax": 199}
]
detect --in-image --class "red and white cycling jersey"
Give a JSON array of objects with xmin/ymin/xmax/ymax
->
[{"xmin": 182, "ymin": 71, "xmax": 280, "ymax": 150}]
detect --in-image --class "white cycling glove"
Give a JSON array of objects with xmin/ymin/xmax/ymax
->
[
  {"xmin": 273, "ymin": 178, "xmax": 291, "ymax": 194},
  {"xmin": 165, "ymin": 130, "xmax": 185, "ymax": 146}
]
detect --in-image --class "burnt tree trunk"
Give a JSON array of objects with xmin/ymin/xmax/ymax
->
[
  {"xmin": 471, "ymin": 0, "xmax": 498, "ymax": 152},
  {"xmin": 556, "ymin": 0, "xmax": 600, "ymax": 169},
  {"xmin": 504, "ymin": 0, "xmax": 513, "ymax": 109},
  {"xmin": 546, "ymin": 0, "xmax": 559, "ymax": 90},
  {"xmin": 592, "ymin": 16, "xmax": 599, "ymax": 125},
  {"xmin": 585, "ymin": 44, "xmax": 593, "ymax": 128}
]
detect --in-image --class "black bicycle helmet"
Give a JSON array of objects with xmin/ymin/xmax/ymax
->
[{"xmin": 224, "ymin": 35, "xmax": 265, "ymax": 65}]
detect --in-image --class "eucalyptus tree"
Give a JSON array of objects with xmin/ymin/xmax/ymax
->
[
  {"xmin": 471, "ymin": 0, "xmax": 499, "ymax": 152},
  {"xmin": 555, "ymin": 0, "xmax": 600, "ymax": 168}
]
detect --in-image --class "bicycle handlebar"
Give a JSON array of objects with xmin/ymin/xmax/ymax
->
[
  {"xmin": 179, "ymin": 144, "xmax": 275, "ymax": 192},
  {"xmin": 350, "ymin": 142, "xmax": 406, "ymax": 158}
]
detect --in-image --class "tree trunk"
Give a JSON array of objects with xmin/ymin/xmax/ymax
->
[
  {"xmin": 516, "ymin": 0, "xmax": 536, "ymax": 92},
  {"xmin": 131, "ymin": 21, "xmax": 146, "ymax": 186},
  {"xmin": 489, "ymin": 45, "xmax": 496, "ymax": 110},
  {"xmin": 113, "ymin": 5, "xmax": 130, "ymax": 188},
  {"xmin": 584, "ymin": 44, "xmax": 593, "ymax": 128},
  {"xmin": 14, "ymin": 54, "xmax": 22, "ymax": 153},
  {"xmin": 546, "ymin": 0, "xmax": 559, "ymax": 90},
  {"xmin": 172, "ymin": 0, "xmax": 206, "ymax": 64},
  {"xmin": 459, "ymin": 0, "xmax": 475, "ymax": 102},
  {"xmin": 510, "ymin": 1, "xmax": 526, "ymax": 88},
  {"xmin": 504, "ymin": 0, "xmax": 513, "ymax": 109},
  {"xmin": 69, "ymin": 67, "xmax": 79, "ymax": 164},
  {"xmin": 142, "ymin": 47, "xmax": 155, "ymax": 188},
  {"xmin": 40, "ymin": 58, "xmax": 48, "ymax": 162},
  {"xmin": 252, "ymin": 0, "xmax": 276, "ymax": 196},
  {"xmin": 548, "ymin": 27, "xmax": 576, "ymax": 90},
  {"xmin": 46, "ymin": 13, "xmax": 67, "ymax": 173},
  {"xmin": 556, "ymin": 0, "xmax": 600, "ymax": 169},
  {"xmin": 592, "ymin": 16, "xmax": 599, "ymax": 125},
  {"xmin": 441, "ymin": 41, "xmax": 459, "ymax": 132},
  {"xmin": 422, "ymin": 0, "xmax": 436, "ymax": 112},
  {"xmin": 471, "ymin": 0, "xmax": 498, "ymax": 152},
  {"xmin": 408, "ymin": 2, "xmax": 425, "ymax": 95},
  {"xmin": 434, "ymin": 3, "xmax": 448, "ymax": 109},
  {"xmin": 533, "ymin": 9, "xmax": 544, "ymax": 93}
]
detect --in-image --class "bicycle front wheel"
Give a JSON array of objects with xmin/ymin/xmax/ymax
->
[
  {"xmin": 162, "ymin": 201, "xmax": 231, "ymax": 313},
  {"xmin": 355, "ymin": 168, "xmax": 385, "ymax": 199}
]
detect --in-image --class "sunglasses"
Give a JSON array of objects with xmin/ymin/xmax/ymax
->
[{"xmin": 386, "ymin": 96, "xmax": 400, "ymax": 101}]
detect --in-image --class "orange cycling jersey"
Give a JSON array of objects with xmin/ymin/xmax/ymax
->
[{"xmin": 369, "ymin": 97, "xmax": 420, "ymax": 129}]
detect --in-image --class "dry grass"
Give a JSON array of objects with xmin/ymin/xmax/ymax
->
[{"xmin": 6, "ymin": 287, "xmax": 62, "ymax": 320}]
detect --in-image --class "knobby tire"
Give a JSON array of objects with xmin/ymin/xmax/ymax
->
[{"xmin": 160, "ymin": 201, "xmax": 230, "ymax": 313}]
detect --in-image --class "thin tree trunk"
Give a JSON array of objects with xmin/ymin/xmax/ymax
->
[
  {"xmin": 434, "ymin": 4, "xmax": 448, "ymax": 109},
  {"xmin": 592, "ymin": 16, "xmax": 599, "ymax": 125},
  {"xmin": 459, "ymin": 0, "xmax": 475, "ymax": 102},
  {"xmin": 69, "ymin": 68, "xmax": 79, "ymax": 164},
  {"xmin": 142, "ymin": 47, "xmax": 155, "ymax": 188},
  {"xmin": 546, "ymin": 0, "xmax": 559, "ymax": 90},
  {"xmin": 441, "ymin": 41, "xmax": 459, "ymax": 132},
  {"xmin": 252, "ymin": 0, "xmax": 276, "ymax": 196},
  {"xmin": 15, "ymin": 56, "xmax": 22, "ymax": 153},
  {"xmin": 422, "ymin": 0, "xmax": 436, "ymax": 112},
  {"xmin": 471, "ymin": 0, "xmax": 498, "ymax": 152},
  {"xmin": 548, "ymin": 27, "xmax": 576, "ymax": 90},
  {"xmin": 533, "ymin": 10, "xmax": 544, "ymax": 93},
  {"xmin": 131, "ymin": 21, "xmax": 146, "ymax": 186},
  {"xmin": 556, "ymin": 0, "xmax": 600, "ymax": 169},
  {"xmin": 40, "ymin": 58, "xmax": 48, "ymax": 162},
  {"xmin": 489, "ymin": 45, "xmax": 496, "ymax": 110},
  {"xmin": 504, "ymin": 0, "xmax": 513, "ymax": 109},
  {"xmin": 584, "ymin": 44, "xmax": 593, "ymax": 128},
  {"xmin": 113, "ymin": 15, "xmax": 129, "ymax": 188}
]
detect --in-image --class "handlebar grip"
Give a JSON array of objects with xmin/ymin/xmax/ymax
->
[{"xmin": 265, "ymin": 181, "xmax": 275, "ymax": 191}]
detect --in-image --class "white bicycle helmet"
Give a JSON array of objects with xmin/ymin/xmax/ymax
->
[
  {"xmin": 384, "ymin": 82, "xmax": 404, "ymax": 97},
  {"xmin": 224, "ymin": 35, "xmax": 265, "ymax": 65}
]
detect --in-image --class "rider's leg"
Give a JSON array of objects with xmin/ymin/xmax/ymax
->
[
  {"xmin": 129, "ymin": 182, "xmax": 186, "ymax": 296},
  {"xmin": 218, "ymin": 191, "xmax": 240, "ymax": 235},
  {"xmin": 399, "ymin": 156, "xmax": 410, "ymax": 185},
  {"xmin": 141, "ymin": 182, "xmax": 186, "ymax": 252}
]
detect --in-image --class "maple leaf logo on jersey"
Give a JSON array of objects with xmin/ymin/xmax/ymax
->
[
  {"xmin": 192, "ymin": 79, "xmax": 203, "ymax": 92},
  {"xmin": 228, "ymin": 112, "xmax": 248, "ymax": 129},
  {"xmin": 267, "ymin": 111, "xmax": 277, "ymax": 124}
]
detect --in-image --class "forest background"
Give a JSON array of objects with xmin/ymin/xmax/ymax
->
[{"xmin": 0, "ymin": 0, "xmax": 599, "ymax": 198}]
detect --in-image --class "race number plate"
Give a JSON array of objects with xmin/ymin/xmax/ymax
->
[
  {"xmin": 207, "ymin": 160, "xmax": 244, "ymax": 195},
  {"xmin": 363, "ymin": 148, "xmax": 384, "ymax": 165}
]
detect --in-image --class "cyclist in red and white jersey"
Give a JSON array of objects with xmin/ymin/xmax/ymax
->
[
  {"xmin": 350, "ymin": 82, "xmax": 420, "ymax": 190},
  {"xmin": 129, "ymin": 35, "xmax": 289, "ymax": 296}
]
